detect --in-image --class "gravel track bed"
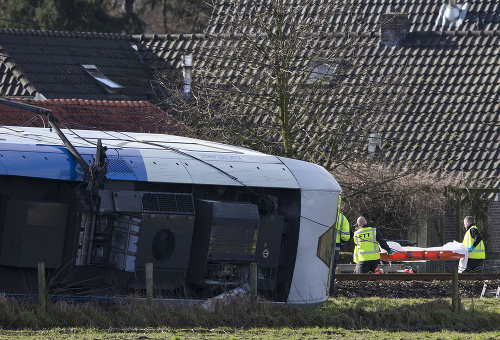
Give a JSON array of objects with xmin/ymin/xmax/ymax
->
[{"xmin": 333, "ymin": 279, "xmax": 500, "ymax": 298}]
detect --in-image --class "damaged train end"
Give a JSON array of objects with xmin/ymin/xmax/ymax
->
[{"xmin": 0, "ymin": 126, "xmax": 340, "ymax": 308}]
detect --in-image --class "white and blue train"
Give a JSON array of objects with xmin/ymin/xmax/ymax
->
[{"xmin": 0, "ymin": 100, "xmax": 341, "ymax": 307}]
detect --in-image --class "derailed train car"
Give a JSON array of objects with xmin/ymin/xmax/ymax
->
[{"xmin": 0, "ymin": 109, "xmax": 341, "ymax": 307}]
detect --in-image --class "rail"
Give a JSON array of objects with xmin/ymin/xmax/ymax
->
[{"xmin": 336, "ymin": 273, "xmax": 500, "ymax": 281}]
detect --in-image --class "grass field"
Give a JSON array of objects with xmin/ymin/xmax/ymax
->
[
  {"xmin": 0, "ymin": 296, "xmax": 499, "ymax": 339},
  {"xmin": 1, "ymin": 327, "xmax": 500, "ymax": 339}
]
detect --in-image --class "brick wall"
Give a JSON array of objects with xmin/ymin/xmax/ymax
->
[
  {"xmin": 443, "ymin": 207, "xmax": 457, "ymax": 243},
  {"xmin": 440, "ymin": 202, "xmax": 500, "ymax": 272},
  {"xmin": 486, "ymin": 201, "xmax": 500, "ymax": 271},
  {"xmin": 488, "ymin": 201, "xmax": 500, "ymax": 255}
]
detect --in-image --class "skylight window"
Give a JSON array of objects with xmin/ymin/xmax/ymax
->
[
  {"xmin": 306, "ymin": 59, "xmax": 340, "ymax": 84},
  {"xmin": 182, "ymin": 54, "xmax": 193, "ymax": 96},
  {"xmin": 82, "ymin": 65, "xmax": 124, "ymax": 93},
  {"xmin": 435, "ymin": 1, "xmax": 470, "ymax": 29},
  {"xmin": 368, "ymin": 132, "xmax": 382, "ymax": 157}
]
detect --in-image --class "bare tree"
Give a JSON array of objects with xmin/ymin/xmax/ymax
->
[
  {"xmin": 335, "ymin": 163, "xmax": 460, "ymax": 237},
  {"xmin": 149, "ymin": 0, "xmax": 497, "ymax": 251},
  {"xmin": 155, "ymin": 0, "xmax": 409, "ymax": 170},
  {"xmin": 147, "ymin": 0, "xmax": 500, "ymax": 252}
]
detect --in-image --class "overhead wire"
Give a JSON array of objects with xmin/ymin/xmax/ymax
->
[
  {"xmin": 1, "ymin": 19, "xmax": 498, "ymax": 229},
  {"xmin": 63, "ymin": 124, "xmax": 335, "ymax": 229},
  {"xmin": 1, "ymin": 5, "xmax": 498, "ymax": 302},
  {"xmin": 0, "ymin": 18, "xmax": 44, "ymax": 29},
  {"xmin": 5, "ymin": 79, "xmax": 499, "ymax": 179},
  {"xmin": 6, "ymin": 98, "xmax": 500, "ymax": 183},
  {"xmin": 5, "ymin": 111, "xmax": 495, "ymax": 242},
  {"xmin": 0, "ymin": 116, "xmax": 347, "ymax": 233}
]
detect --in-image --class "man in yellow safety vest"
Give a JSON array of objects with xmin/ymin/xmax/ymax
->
[
  {"xmin": 462, "ymin": 216, "xmax": 485, "ymax": 272},
  {"xmin": 353, "ymin": 216, "xmax": 393, "ymax": 274},
  {"xmin": 329, "ymin": 212, "xmax": 351, "ymax": 297}
]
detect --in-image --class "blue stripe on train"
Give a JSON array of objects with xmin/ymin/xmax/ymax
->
[{"xmin": 0, "ymin": 143, "xmax": 147, "ymax": 182}]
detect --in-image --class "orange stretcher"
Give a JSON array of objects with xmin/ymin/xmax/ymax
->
[{"xmin": 380, "ymin": 250, "xmax": 465, "ymax": 262}]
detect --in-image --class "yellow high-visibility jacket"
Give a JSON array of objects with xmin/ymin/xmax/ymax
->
[
  {"xmin": 463, "ymin": 225, "xmax": 485, "ymax": 260},
  {"xmin": 336, "ymin": 213, "xmax": 351, "ymax": 244},
  {"xmin": 353, "ymin": 245, "xmax": 359, "ymax": 264},
  {"xmin": 354, "ymin": 226, "xmax": 380, "ymax": 262}
]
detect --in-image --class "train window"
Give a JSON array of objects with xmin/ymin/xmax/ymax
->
[{"xmin": 317, "ymin": 226, "xmax": 335, "ymax": 266}]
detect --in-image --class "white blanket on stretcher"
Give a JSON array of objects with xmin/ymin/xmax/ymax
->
[{"xmin": 384, "ymin": 240, "xmax": 469, "ymax": 273}]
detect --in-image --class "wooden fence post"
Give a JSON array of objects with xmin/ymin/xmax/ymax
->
[
  {"xmin": 146, "ymin": 262, "xmax": 153, "ymax": 308},
  {"xmin": 451, "ymin": 266, "xmax": 460, "ymax": 313},
  {"xmin": 250, "ymin": 263, "xmax": 258, "ymax": 302},
  {"xmin": 38, "ymin": 262, "xmax": 46, "ymax": 312}
]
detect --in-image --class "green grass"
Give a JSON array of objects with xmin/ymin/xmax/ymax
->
[
  {"xmin": 0, "ymin": 327, "xmax": 499, "ymax": 339},
  {"xmin": 0, "ymin": 296, "xmax": 499, "ymax": 339}
]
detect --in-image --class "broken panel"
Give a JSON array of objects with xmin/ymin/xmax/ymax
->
[{"xmin": 0, "ymin": 199, "xmax": 68, "ymax": 268}]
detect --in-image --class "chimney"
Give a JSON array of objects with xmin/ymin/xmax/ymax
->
[
  {"xmin": 444, "ymin": 0, "xmax": 460, "ymax": 21},
  {"xmin": 181, "ymin": 54, "xmax": 192, "ymax": 98},
  {"xmin": 380, "ymin": 13, "xmax": 410, "ymax": 47}
]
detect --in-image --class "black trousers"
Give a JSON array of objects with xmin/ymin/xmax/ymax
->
[
  {"xmin": 329, "ymin": 244, "xmax": 341, "ymax": 296},
  {"xmin": 465, "ymin": 258, "xmax": 484, "ymax": 273},
  {"xmin": 354, "ymin": 260, "xmax": 379, "ymax": 274}
]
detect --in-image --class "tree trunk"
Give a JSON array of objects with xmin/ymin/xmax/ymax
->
[
  {"xmin": 125, "ymin": 0, "xmax": 135, "ymax": 13},
  {"xmin": 162, "ymin": 0, "xmax": 168, "ymax": 32}
]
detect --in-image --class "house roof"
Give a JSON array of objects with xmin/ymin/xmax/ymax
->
[
  {"xmin": 136, "ymin": 1, "xmax": 500, "ymax": 188},
  {"xmin": 206, "ymin": 0, "xmax": 500, "ymax": 34},
  {"xmin": 0, "ymin": 29, "xmax": 155, "ymax": 101},
  {"xmin": 377, "ymin": 30, "xmax": 500, "ymax": 187},
  {"xmin": 134, "ymin": 33, "xmax": 205, "ymax": 70},
  {"xmin": 0, "ymin": 98, "xmax": 189, "ymax": 136}
]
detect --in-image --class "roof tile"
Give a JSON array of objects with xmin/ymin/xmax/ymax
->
[
  {"xmin": 1, "ymin": 98, "xmax": 189, "ymax": 136},
  {"xmin": 0, "ymin": 29, "xmax": 154, "ymax": 101}
]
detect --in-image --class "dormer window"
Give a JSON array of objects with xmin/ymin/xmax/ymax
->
[
  {"xmin": 82, "ymin": 65, "xmax": 124, "ymax": 94},
  {"xmin": 435, "ymin": 1, "xmax": 470, "ymax": 30}
]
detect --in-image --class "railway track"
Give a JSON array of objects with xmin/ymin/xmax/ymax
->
[
  {"xmin": 336, "ymin": 273, "xmax": 500, "ymax": 281},
  {"xmin": 333, "ymin": 273, "xmax": 500, "ymax": 298}
]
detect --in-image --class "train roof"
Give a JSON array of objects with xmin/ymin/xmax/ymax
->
[
  {"xmin": 0, "ymin": 125, "xmax": 259, "ymax": 153},
  {"xmin": 0, "ymin": 126, "xmax": 341, "ymax": 192}
]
